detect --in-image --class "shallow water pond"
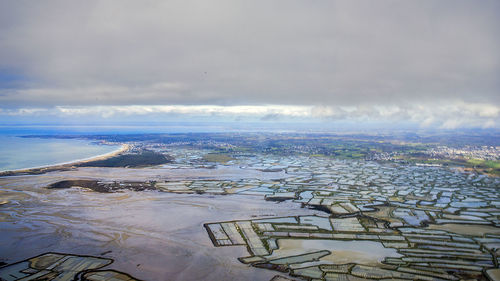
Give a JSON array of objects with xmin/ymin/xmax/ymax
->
[{"xmin": 267, "ymin": 239, "xmax": 402, "ymax": 266}]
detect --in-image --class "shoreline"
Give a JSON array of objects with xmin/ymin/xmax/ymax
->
[{"xmin": 0, "ymin": 143, "xmax": 130, "ymax": 177}]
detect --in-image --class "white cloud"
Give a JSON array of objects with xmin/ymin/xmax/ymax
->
[
  {"xmin": 54, "ymin": 105, "xmax": 312, "ymax": 118},
  {"xmin": 1, "ymin": 102, "xmax": 498, "ymax": 129}
]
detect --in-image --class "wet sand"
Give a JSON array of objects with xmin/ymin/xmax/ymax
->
[
  {"xmin": 0, "ymin": 172, "xmax": 319, "ymax": 281},
  {"xmin": 268, "ymin": 239, "xmax": 401, "ymax": 266},
  {"xmin": 0, "ymin": 165, "xmax": 288, "ymax": 187},
  {"xmin": 427, "ymin": 223, "xmax": 500, "ymax": 236}
]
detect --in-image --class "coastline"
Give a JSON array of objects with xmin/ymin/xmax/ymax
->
[
  {"xmin": 0, "ymin": 143, "xmax": 130, "ymax": 177},
  {"xmin": 63, "ymin": 143, "xmax": 130, "ymax": 166}
]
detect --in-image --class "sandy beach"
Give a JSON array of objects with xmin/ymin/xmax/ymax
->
[{"xmin": 0, "ymin": 143, "xmax": 130, "ymax": 177}]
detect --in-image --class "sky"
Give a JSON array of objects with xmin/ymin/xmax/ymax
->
[{"xmin": 0, "ymin": 0, "xmax": 499, "ymax": 130}]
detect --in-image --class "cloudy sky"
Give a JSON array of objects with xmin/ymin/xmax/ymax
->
[{"xmin": 0, "ymin": 0, "xmax": 499, "ymax": 129}]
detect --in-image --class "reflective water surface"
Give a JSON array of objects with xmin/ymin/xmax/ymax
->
[{"xmin": 0, "ymin": 172, "xmax": 318, "ymax": 280}]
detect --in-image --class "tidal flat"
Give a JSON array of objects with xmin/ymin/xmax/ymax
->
[
  {"xmin": 0, "ymin": 170, "xmax": 318, "ymax": 281},
  {"xmin": 1, "ymin": 144, "xmax": 499, "ymax": 281}
]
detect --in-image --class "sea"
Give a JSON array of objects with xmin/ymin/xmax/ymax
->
[
  {"xmin": 0, "ymin": 123, "xmax": 227, "ymax": 172},
  {"xmin": 0, "ymin": 135, "xmax": 121, "ymax": 172}
]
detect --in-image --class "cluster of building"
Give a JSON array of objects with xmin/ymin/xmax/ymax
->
[
  {"xmin": 427, "ymin": 146, "xmax": 500, "ymax": 161},
  {"xmin": 364, "ymin": 151, "xmax": 402, "ymax": 161}
]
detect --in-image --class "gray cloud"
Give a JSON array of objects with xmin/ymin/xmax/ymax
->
[{"xmin": 0, "ymin": 0, "xmax": 499, "ymax": 109}]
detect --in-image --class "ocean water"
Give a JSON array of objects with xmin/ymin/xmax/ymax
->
[{"xmin": 0, "ymin": 135, "xmax": 121, "ymax": 172}]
